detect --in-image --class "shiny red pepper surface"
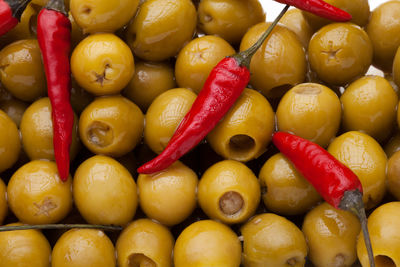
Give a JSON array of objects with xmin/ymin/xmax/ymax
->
[{"xmin": 0, "ymin": 0, "xmax": 18, "ymax": 36}]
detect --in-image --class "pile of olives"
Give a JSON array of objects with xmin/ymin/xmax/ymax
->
[{"xmin": 0, "ymin": 0, "xmax": 400, "ymax": 266}]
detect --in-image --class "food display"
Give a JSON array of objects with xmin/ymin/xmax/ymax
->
[{"xmin": 0, "ymin": 0, "xmax": 400, "ymax": 266}]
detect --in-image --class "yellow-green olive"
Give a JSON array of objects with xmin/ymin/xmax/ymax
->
[
  {"xmin": 0, "ymin": 39, "xmax": 46, "ymax": 102},
  {"xmin": 0, "ymin": 109, "xmax": 20, "ymax": 172},
  {"xmin": 79, "ymin": 96, "xmax": 144, "ymax": 157},
  {"xmin": 341, "ymin": 76, "xmax": 398, "ymax": 142},
  {"xmin": 70, "ymin": 0, "xmax": 139, "ymax": 34},
  {"xmin": 327, "ymin": 131, "xmax": 387, "ymax": 209},
  {"xmin": 387, "ymin": 151, "xmax": 400, "ymax": 200},
  {"xmin": 394, "ymin": 47, "xmax": 400, "ymax": 89},
  {"xmin": 198, "ymin": 160, "xmax": 260, "ymax": 224},
  {"xmin": 126, "ymin": 0, "xmax": 197, "ymax": 61},
  {"xmin": 0, "ymin": 179, "xmax": 6, "ymax": 224},
  {"xmin": 7, "ymin": 160, "xmax": 73, "ymax": 224},
  {"xmin": 197, "ymin": 0, "xmax": 265, "ymax": 45},
  {"xmin": 145, "ymin": 88, "xmax": 196, "ymax": 154},
  {"xmin": 71, "ymin": 33, "xmax": 135, "ymax": 96},
  {"xmin": 308, "ymin": 23, "xmax": 373, "ymax": 86},
  {"xmin": 207, "ymin": 88, "xmax": 274, "ymax": 161},
  {"xmin": 116, "ymin": 219, "xmax": 174, "ymax": 267},
  {"xmin": 174, "ymin": 220, "xmax": 241, "ymax": 267},
  {"xmin": 277, "ymin": 83, "xmax": 341, "ymax": 147},
  {"xmin": 0, "ymin": 98, "xmax": 28, "ymax": 127},
  {"xmin": 241, "ymin": 213, "xmax": 308, "ymax": 267},
  {"xmin": 385, "ymin": 131, "xmax": 400, "ymax": 158},
  {"xmin": 259, "ymin": 153, "xmax": 322, "ymax": 216},
  {"xmin": 240, "ymin": 22, "xmax": 306, "ymax": 98},
  {"xmin": 175, "ymin": 35, "xmax": 235, "ymax": 94},
  {"xmin": 123, "ymin": 61, "xmax": 176, "ymax": 111},
  {"xmin": 280, "ymin": 8, "xmax": 313, "ymax": 48}
]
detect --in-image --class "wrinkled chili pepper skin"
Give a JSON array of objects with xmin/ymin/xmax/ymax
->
[
  {"xmin": 274, "ymin": 0, "xmax": 352, "ymax": 22},
  {"xmin": 37, "ymin": 8, "xmax": 73, "ymax": 181},
  {"xmin": 138, "ymin": 57, "xmax": 250, "ymax": 174},
  {"xmin": 272, "ymin": 131, "xmax": 363, "ymax": 208},
  {"xmin": 0, "ymin": 0, "xmax": 18, "ymax": 36}
]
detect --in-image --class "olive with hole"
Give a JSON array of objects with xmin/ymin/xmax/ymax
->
[
  {"xmin": 0, "ymin": 98, "xmax": 28, "ymax": 127},
  {"xmin": 198, "ymin": 160, "xmax": 260, "ymax": 224},
  {"xmin": 73, "ymin": 155, "xmax": 138, "ymax": 226},
  {"xmin": 0, "ymin": 223, "xmax": 51, "ymax": 267},
  {"xmin": 0, "ymin": 110, "xmax": 20, "ymax": 172},
  {"xmin": 385, "ymin": 131, "xmax": 400, "ymax": 158},
  {"xmin": 308, "ymin": 23, "xmax": 373, "ymax": 86},
  {"xmin": 207, "ymin": 88, "xmax": 274, "ymax": 162},
  {"xmin": 52, "ymin": 229, "xmax": 116, "ymax": 267},
  {"xmin": 71, "ymin": 33, "xmax": 135, "ymax": 96},
  {"xmin": 145, "ymin": 88, "xmax": 196, "ymax": 154},
  {"xmin": 197, "ymin": 0, "xmax": 265, "ymax": 45},
  {"xmin": 259, "ymin": 153, "xmax": 322, "ymax": 216},
  {"xmin": 20, "ymin": 97, "xmax": 80, "ymax": 162},
  {"xmin": 302, "ymin": 202, "xmax": 361, "ymax": 267},
  {"xmin": 327, "ymin": 131, "xmax": 387, "ymax": 210},
  {"xmin": 0, "ymin": 39, "xmax": 46, "ymax": 102},
  {"xmin": 357, "ymin": 202, "xmax": 400, "ymax": 267},
  {"xmin": 123, "ymin": 61, "xmax": 176, "ymax": 111},
  {"xmin": 394, "ymin": 47, "xmax": 400, "ymax": 89},
  {"xmin": 241, "ymin": 213, "xmax": 308, "ymax": 267},
  {"xmin": 116, "ymin": 219, "xmax": 174, "ymax": 267},
  {"xmin": 280, "ymin": 8, "xmax": 313, "ymax": 48},
  {"xmin": 70, "ymin": 0, "xmax": 139, "ymax": 34},
  {"xmin": 0, "ymin": 179, "xmax": 6, "ymax": 225},
  {"xmin": 366, "ymin": 0, "xmax": 400, "ymax": 72},
  {"xmin": 175, "ymin": 35, "xmax": 235, "ymax": 94},
  {"xmin": 138, "ymin": 161, "xmax": 198, "ymax": 226},
  {"xmin": 79, "ymin": 95, "xmax": 144, "ymax": 157},
  {"xmin": 174, "ymin": 220, "xmax": 241, "ymax": 267},
  {"xmin": 7, "ymin": 160, "xmax": 73, "ymax": 224},
  {"xmin": 126, "ymin": 0, "xmax": 196, "ymax": 61},
  {"xmin": 240, "ymin": 22, "xmax": 306, "ymax": 98},
  {"xmin": 387, "ymin": 151, "xmax": 400, "ymax": 200},
  {"xmin": 341, "ymin": 76, "xmax": 398, "ymax": 142},
  {"xmin": 277, "ymin": 83, "xmax": 341, "ymax": 148}
]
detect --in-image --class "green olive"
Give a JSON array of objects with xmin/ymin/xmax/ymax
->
[
  {"xmin": 280, "ymin": 8, "xmax": 313, "ymax": 48},
  {"xmin": 387, "ymin": 151, "xmax": 400, "ymax": 201},
  {"xmin": 393, "ymin": 46, "xmax": 400, "ymax": 88},
  {"xmin": 0, "ymin": 98, "xmax": 28, "ymax": 127},
  {"xmin": 0, "ymin": 110, "xmax": 20, "ymax": 172}
]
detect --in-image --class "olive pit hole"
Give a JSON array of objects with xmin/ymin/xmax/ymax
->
[
  {"xmin": 81, "ymin": 5, "xmax": 92, "ymax": 15},
  {"xmin": 375, "ymin": 255, "xmax": 396, "ymax": 267},
  {"xmin": 333, "ymin": 253, "xmax": 345, "ymax": 267},
  {"xmin": 128, "ymin": 253, "xmax": 156, "ymax": 267},
  {"xmin": 228, "ymin": 134, "xmax": 256, "ymax": 160},
  {"xmin": 86, "ymin": 121, "xmax": 114, "ymax": 148},
  {"xmin": 204, "ymin": 14, "xmax": 213, "ymax": 23},
  {"xmin": 287, "ymin": 257, "xmax": 299, "ymax": 266},
  {"xmin": 219, "ymin": 191, "xmax": 244, "ymax": 216},
  {"xmin": 293, "ymin": 84, "xmax": 321, "ymax": 95}
]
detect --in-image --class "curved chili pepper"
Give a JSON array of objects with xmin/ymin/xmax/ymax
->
[
  {"xmin": 138, "ymin": 5, "xmax": 290, "ymax": 174},
  {"xmin": 0, "ymin": 0, "xmax": 30, "ymax": 36},
  {"xmin": 274, "ymin": 0, "xmax": 352, "ymax": 21},
  {"xmin": 272, "ymin": 131, "xmax": 375, "ymax": 267},
  {"xmin": 37, "ymin": 0, "xmax": 73, "ymax": 181}
]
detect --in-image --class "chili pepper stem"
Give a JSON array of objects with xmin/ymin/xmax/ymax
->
[
  {"xmin": 233, "ymin": 4, "xmax": 290, "ymax": 68},
  {"xmin": 6, "ymin": 0, "xmax": 30, "ymax": 20},
  {"xmin": 0, "ymin": 224, "xmax": 123, "ymax": 232},
  {"xmin": 45, "ymin": 0, "xmax": 66, "ymax": 15},
  {"xmin": 339, "ymin": 190, "xmax": 375, "ymax": 267}
]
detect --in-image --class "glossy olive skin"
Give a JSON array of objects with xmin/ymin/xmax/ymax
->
[
  {"xmin": 198, "ymin": 160, "xmax": 260, "ymax": 224},
  {"xmin": 71, "ymin": 34, "xmax": 135, "ymax": 96},
  {"xmin": 0, "ymin": 39, "xmax": 46, "ymax": 102},
  {"xmin": 357, "ymin": 202, "xmax": 400, "ymax": 267},
  {"xmin": 387, "ymin": 151, "xmax": 400, "ymax": 200},
  {"xmin": 385, "ymin": 131, "xmax": 400, "ymax": 158},
  {"xmin": 394, "ymin": 47, "xmax": 400, "ymax": 88},
  {"xmin": 241, "ymin": 213, "xmax": 308, "ymax": 267},
  {"xmin": 7, "ymin": 160, "xmax": 73, "ymax": 224},
  {"xmin": 277, "ymin": 83, "xmax": 341, "ymax": 148},
  {"xmin": 20, "ymin": 97, "xmax": 80, "ymax": 161},
  {"xmin": 116, "ymin": 219, "xmax": 174, "ymax": 267},
  {"xmin": 366, "ymin": 1, "xmax": 400, "ymax": 72},
  {"xmin": 259, "ymin": 153, "xmax": 322, "ymax": 216},
  {"xmin": 124, "ymin": 61, "xmax": 176, "ymax": 111},
  {"xmin": 79, "ymin": 96, "xmax": 144, "ymax": 157},
  {"xmin": 0, "ymin": 98, "xmax": 28, "ymax": 127},
  {"xmin": 126, "ymin": 0, "xmax": 196, "ymax": 61},
  {"xmin": 0, "ymin": 110, "xmax": 20, "ymax": 172},
  {"xmin": 0, "ymin": 179, "xmax": 6, "ymax": 224},
  {"xmin": 308, "ymin": 23, "xmax": 373, "ymax": 86},
  {"xmin": 280, "ymin": 9, "xmax": 313, "ymax": 48},
  {"xmin": 341, "ymin": 76, "xmax": 398, "ymax": 142},
  {"xmin": 70, "ymin": 0, "xmax": 139, "ymax": 34},
  {"xmin": 174, "ymin": 220, "xmax": 241, "ymax": 267},
  {"xmin": 175, "ymin": 35, "xmax": 235, "ymax": 94},
  {"xmin": 303, "ymin": 202, "xmax": 360, "ymax": 267},
  {"xmin": 52, "ymin": 229, "xmax": 116, "ymax": 267},
  {"xmin": 197, "ymin": 0, "xmax": 265, "ymax": 45},
  {"xmin": 0, "ymin": 223, "xmax": 51, "ymax": 267},
  {"xmin": 145, "ymin": 88, "xmax": 196, "ymax": 154},
  {"xmin": 138, "ymin": 161, "xmax": 198, "ymax": 226},
  {"xmin": 328, "ymin": 131, "xmax": 387, "ymax": 209},
  {"xmin": 207, "ymin": 88, "xmax": 274, "ymax": 162},
  {"xmin": 240, "ymin": 23, "xmax": 306, "ymax": 98}
]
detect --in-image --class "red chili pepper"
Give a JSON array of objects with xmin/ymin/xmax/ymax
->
[
  {"xmin": 274, "ymin": 0, "xmax": 352, "ymax": 21},
  {"xmin": 0, "ymin": 0, "xmax": 29, "ymax": 36},
  {"xmin": 138, "ymin": 5, "xmax": 290, "ymax": 174},
  {"xmin": 37, "ymin": 0, "xmax": 73, "ymax": 182},
  {"xmin": 272, "ymin": 131, "xmax": 375, "ymax": 267}
]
